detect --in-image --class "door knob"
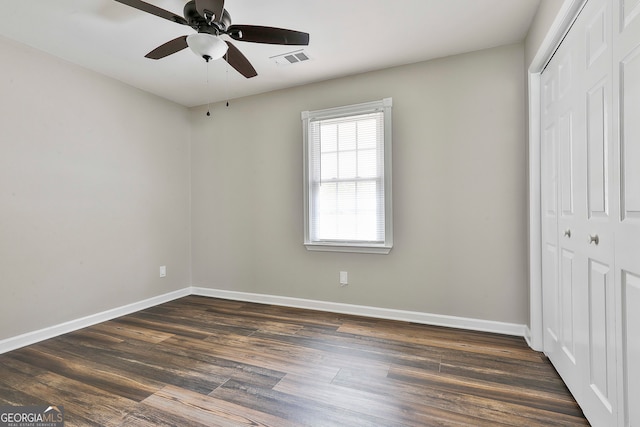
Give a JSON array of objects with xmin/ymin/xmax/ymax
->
[
  {"xmin": 589, "ymin": 234, "xmax": 599, "ymax": 245},
  {"xmin": 564, "ymin": 229, "xmax": 571, "ymax": 238}
]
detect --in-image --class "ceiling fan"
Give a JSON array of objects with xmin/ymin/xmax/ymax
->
[{"xmin": 114, "ymin": 0, "xmax": 310, "ymax": 78}]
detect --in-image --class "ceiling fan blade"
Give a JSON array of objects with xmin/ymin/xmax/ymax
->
[
  {"xmin": 145, "ymin": 35, "xmax": 188, "ymax": 59},
  {"xmin": 224, "ymin": 41, "xmax": 257, "ymax": 78},
  {"xmin": 227, "ymin": 25, "xmax": 309, "ymax": 45},
  {"xmin": 114, "ymin": 0, "xmax": 188, "ymax": 25},
  {"xmin": 196, "ymin": 0, "xmax": 224, "ymax": 22}
]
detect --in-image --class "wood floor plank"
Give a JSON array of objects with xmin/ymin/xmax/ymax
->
[
  {"xmin": 0, "ymin": 381, "xmax": 48, "ymax": 407},
  {"xmin": 11, "ymin": 346, "xmax": 160, "ymax": 400},
  {"xmin": 89, "ymin": 320, "xmax": 175, "ymax": 343},
  {"xmin": 200, "ymin": 334, "xmax": 343, "ymax": 382},
  {"xmin": 39, "ymin": 335, "xmax": 224, "ymax": 396},
  {"xmin": 144, "ymin": 384, "xmax": 296, "ymax": 427},
  {"xmin": 143, "ymin": 335, "xmax": 286, "ymax": 389},
  {"xmin": 18, "ymin": 371, "xmax": 136, "ymax": 426},
  {"xmin": 0, "ymin": 296, "xmax": 589, "ymax": 426},
  {"xmin": 6, "ymin": 345, "xmax": 162, "ymax": 402},
  {"xmin": 389, "ymin": 364, "xmax": 588, "ymax": 421},
  {"xmin": 248, "ymin": 331, "xmax": 398, "ymax": 374},
  {"xmin": 67, "ymin": 328, "xmax": 125, "ymax": 345},
  {"xmin": 116, "ymin": 311, "xmax": 251, "ymax": 340},
  {"xmin": 438, "ymin": 355, "xmax": 572, "ymax": 397},
  {"xmin": 211, "ymin": 378, "xmax": 398, "ymax": 426},
  {"xmin": 251, "ymin": 328, "xmax": 441, "ymax": 372},
  {"xmin": 104, "ymin": 403, "xmax": 213, "ymax": 427},
  {"xmin": 333, "ymin": 366, "xmax": 587, "ymax": 427},
  {"xmin": 274, "ymin": 372, "xmax": 507, "ymax": 427},
  {"xmin": 338, "ymin": 321, "xmax": 542, "ymax": 363}
]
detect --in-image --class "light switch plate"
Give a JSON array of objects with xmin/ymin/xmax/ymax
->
[{"xmin": 339, "ymin": 271, "xmax": 348, "ymax": 285}]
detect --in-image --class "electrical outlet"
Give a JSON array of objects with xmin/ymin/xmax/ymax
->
[
  {"xmin": 159, "ymin": 266, "xmax": 166, "ymax": 278},
  {"xmin": 339, "ymin": 271, "xmax": 348, "ymax": 286}
]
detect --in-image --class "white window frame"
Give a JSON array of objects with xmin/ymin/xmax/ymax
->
[{"xmin": 302, "ymin": 98, "xmax": 393, "ymax": 254}]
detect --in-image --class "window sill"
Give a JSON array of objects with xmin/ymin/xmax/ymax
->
[{"xmin": 304, "ymin": 243, "xmax": 392, "ymax": 254}]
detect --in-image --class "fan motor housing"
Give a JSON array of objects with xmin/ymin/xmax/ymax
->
[{"xmin": 184, "ymin": 0, "xmax": 231, "ymax": 33}]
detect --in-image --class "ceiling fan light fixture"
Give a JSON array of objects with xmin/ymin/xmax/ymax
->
[{"xmin": 187, "ymin": 33, "xmax": 228, "ymax": 60}]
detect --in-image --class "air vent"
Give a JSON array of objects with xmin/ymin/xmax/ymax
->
[{"xmin": 271, "ymin": 50, "xmax": 311, "ymax": 66}]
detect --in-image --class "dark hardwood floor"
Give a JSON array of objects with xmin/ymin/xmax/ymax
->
[{"xmin": 0, "ymin": 296, "xmax": 589, "ymax": 426}]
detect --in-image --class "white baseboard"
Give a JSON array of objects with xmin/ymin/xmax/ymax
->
[
  {"xmin": 191, "ymin": 287, "xmax": 527, "ymax": 337},
  {"xmin": 0, "ymin": 286, "xmax": 528, "ymax": 354},
  {"xmin": 0, "ymin": 288, "xmax": 191, "ymax": 354},
  {"xmin": 523, "ymin": 326, "xmax": 543, "ymax": 352}
]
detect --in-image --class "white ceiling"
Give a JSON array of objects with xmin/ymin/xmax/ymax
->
[{"xmin": 0, "ymin": 0, "xmax": 540, "ymax": 107}]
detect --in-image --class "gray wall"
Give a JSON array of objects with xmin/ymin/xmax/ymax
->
[
  {"xmin": 0, "ymin": 33, "xmax": 535, "ymax": 342},
  {"xmin": 0, "ymin": 36, "xmax": 191, "ymax": 340},
  {"xmin": 191, "ymin": 43, "xmax": 528, "ymax": 325}
]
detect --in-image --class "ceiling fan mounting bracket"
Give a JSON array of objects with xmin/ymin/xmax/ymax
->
[{"xmin": 184, "ymin": 1, "xmax": 230, "ymax": 33}]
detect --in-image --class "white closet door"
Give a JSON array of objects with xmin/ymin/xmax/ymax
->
[
  {"xmin": 614, "ymin": 0, "xmax": 640, "ymax": 425},
  {"xmin": 541, "ymin": 0, "xmax": 620, "ymax": 425},
  {"xmin": 579, "ymin": 0, "xmax": 619, "ymax": 425},
  {"xmin": 541, "ymin": 1, "xmax": 640, "ymax": 425},
  {"xmin": 541, "ymin": 7, "xmax": 586, "ymax": 404}
]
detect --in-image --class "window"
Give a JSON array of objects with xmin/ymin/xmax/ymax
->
[{"xmin": 302, "ymin": 98, "xmax": 392, "ymax": 254}]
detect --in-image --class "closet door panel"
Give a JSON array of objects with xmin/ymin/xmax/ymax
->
[
  {"xmin": 622, "ymin": 0, "xmax": 640, "ymax": 28},
  {"xmin": 622, "ymin": 271, "xmax": 640, "ymax": 427},
  {"xmin": 588, "ymin": 3, "xmax": 610, "ymax": 67},
  {"xmin": 560, "ymin": 249, "xmax": 579, "ymax": 366},
  {"xmin": 586, "ymin": 82, "xmax": 610, "ymax": 218},
  {"xmin": 586, "ymin": 254, "xmax": 617, "ymax": 414},
  {"xmin": 560, "ymin": 112, "xmax": 576, "ymax": 217},
  {"xmin": 543, "ymin": 243, "xmax": 560, "ymax": 345},
  {"xmin": 620, "ymin": 49, "xmax": 640, "ymax": 219},
  {"xmin": 543, "ymin": 124, "xmax": 558, "ymax": 220}
]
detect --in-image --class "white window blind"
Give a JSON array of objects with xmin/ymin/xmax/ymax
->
[{"xmin": 302, "ymin": 98, "xmax": 392, "ymax": 254}]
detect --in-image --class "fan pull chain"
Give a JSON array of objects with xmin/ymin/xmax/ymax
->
[
  {"xmin": 225, "ymin": 52, "xmax": 230, "ymax": 107},
  {"xmin": 205, "ymin": 56, "xmax": 211, "ymax": 117}
]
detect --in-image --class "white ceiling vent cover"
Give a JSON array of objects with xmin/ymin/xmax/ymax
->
[{"xmin": 271, "ymin": 50, "xmax": 311, "ymax": 66}]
